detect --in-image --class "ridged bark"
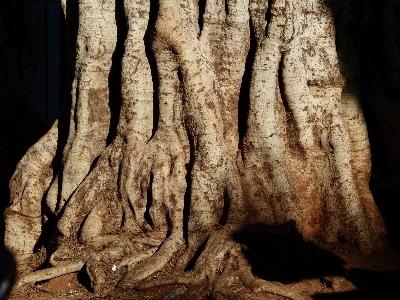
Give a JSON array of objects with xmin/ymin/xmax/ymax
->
[{"xmin": 4, "ymin": 0, "xmax": 386, "ymax": 298}]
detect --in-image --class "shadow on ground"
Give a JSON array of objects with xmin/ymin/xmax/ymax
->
[
  {"xmin": 233, "ymin": 222, "xmax": 345, "ymax": 283},
  {"xmin": 313, "ymin": 268, "xmax": 400, "ymax": 299},
  {"xmin": 232, "ymin": 222, "xmax": 400, "ymax": 299}
]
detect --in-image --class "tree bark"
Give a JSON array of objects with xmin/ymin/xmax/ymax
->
[{"xmin": 4, "ymin": 0, "xmax": 387, "ymax": 297}]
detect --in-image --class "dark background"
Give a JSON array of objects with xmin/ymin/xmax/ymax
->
[{"xmin": 0, "ymin": 0, "xmax": 67, "ymax": 123}]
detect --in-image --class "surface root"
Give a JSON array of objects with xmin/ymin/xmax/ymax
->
[{"xmin": 15, "ymin": 260, "xmax": 84, "ymax": 289}]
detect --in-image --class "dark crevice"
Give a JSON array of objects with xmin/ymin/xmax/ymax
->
[
  {"xmin": 182, "ymin": 168, "xmax": 192, "ymax": 245},
  {"xmin": 238, "ymin": 19, "xmax": 256, "ymax": 144},
  {"xmin": 177, "ymin": 67, "xmax": 183, "ymax": 83},
  {"xmin": 265, "ymin": 0, "xmax": 273, "ymax": 35},
  {"xmin": 144, "ymin": 173, "xmax": 154, "ymax": 228},
  {"xmin": 73, "ymin": 79, "xmax": 79, "ymax": 130},
  {"xmin": 88, "ymin": 155, "xmax": 100, "ymax": 173},
  {"xmin": 106, "ymin": 0, "xmax": 126, "ymax": 145},
  {"xmin": 52, "ymin": 0, "xmax": 80, "ymax": 218},
  {"xmin": 320, "ymin": 277, "xmax": 333, "ymax": 289},
  {"xmin": 278, "ymin": 59, "xmax": 289, "ymax": 111},
  {"xmin": 77, "ymin": 267, "xmax": 93, "ymax": 293},
  {"xmin": 198, "ymin": 0, "xmax": 206, "ymax": 33},
  {"xmin": 184, "ymin": 236, "xmax": 209, "ymax": 271},
  {"xmin": 145, "ymin": 0, "xmax": 159, "ymax": 136},
  {"xmin": 177, "ymin": 59, "xmax": 193, "ymax": 245},
  {"xmin": 278, "ymin": 57, "xmax": 304, "ymax": 155},
  {"xmin": 183, "ymin": 109, "xmax": 195, "ymax": 245},
  {"xmin": 218, "ymin": 189, "xmax": 230, "ymax": 226},
  {"xmin": 277, "ymin": 58, "xmax": 295, "ymax": 125},
  {"xmin": 33, "ymin": 191, "xmax": 56, "ymax": 253}
]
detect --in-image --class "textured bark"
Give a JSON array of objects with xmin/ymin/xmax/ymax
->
[{"xmin": 4, "ymin": 0, "xmax": 387, "ymax": 298}]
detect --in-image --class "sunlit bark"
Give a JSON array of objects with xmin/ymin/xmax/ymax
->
[{"xmin": 4, "ymin": 0, "xmax": 386, "ymax": 297}]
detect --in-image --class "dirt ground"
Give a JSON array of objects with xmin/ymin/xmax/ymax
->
[{"xmin": 6, "ymin": 223, "xmax": 400, "ymax": 300}]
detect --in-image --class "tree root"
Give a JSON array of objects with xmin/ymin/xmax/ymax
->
[
  {"xmin": 134, "ymin": 228, "xmax": 298, "ymax": 299},
  {"xmin": 5, "ymin": 122, "xmax": 59, "ymax": 269},
  {"xmin": 13, "ymin": 233, "xmax": 158, "ymax": 290},
  {"xmin": 118, "ymin": 233, "xmax": 185, "ymax": 289},
  {"xmin": 15, "ymin": 260, "xmax": 84, "ymax": 289}
]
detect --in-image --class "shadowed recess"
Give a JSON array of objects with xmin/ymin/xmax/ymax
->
[{"xmin": 232, "ymin": 222, "xmax": 346, "ymax": 283}]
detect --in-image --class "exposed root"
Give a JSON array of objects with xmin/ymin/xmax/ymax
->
[
  {"xmin": 8, "ymin": 121, "xmax": 58, "ymax": 218},
  {"xmin": 5, "ymin": 122, "xmax": 58, "ymax": 269},
  {"xmin": 14, "ymin": 232, "xmax": 158, "ymax": 290},
  {"xmin": 116, "ymin": 248, "xmax": 158, "ymax": 269},
  {"xmin": 15, "ymin": 260, "xmax": 84, "ymax": 289},
  {"xmin": 56, "ymin": 141, "xmax": 125, "ymax": 238},
  {"xmin": 137, "ymin": 272, "xmax": 207, "ymax": 291},
  {"xmin": 133, "ymin": 227, "xmax": 298, "ymax": 299},
  {"xmin": 236, "ymin": 255, "xmax": 295, "ymax": 299},
  {"xmin": 121, "ymin": 127, "xmax": 188, "ymax": 232},
  {"xmin": 118, "ymin": 233, "xmax": 185, "ymax": 289}
]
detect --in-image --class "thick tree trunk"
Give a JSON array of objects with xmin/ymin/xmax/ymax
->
[{"xmin": 4, "ymin": 0, "xmax": 387, "ymax": 298}]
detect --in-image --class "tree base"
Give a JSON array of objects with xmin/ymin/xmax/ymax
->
[
  {"xmin": 4, "ymin": 0, "xmax": 389, "ymax": 298},
  {"xmin": 8, "ymin": 223, "xmax": 400, "ymax": 300}
]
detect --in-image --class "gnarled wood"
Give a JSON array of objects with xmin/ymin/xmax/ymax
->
[{"xmin": 4, "ymin": 0, "xmax": 386, "ymax": 298}]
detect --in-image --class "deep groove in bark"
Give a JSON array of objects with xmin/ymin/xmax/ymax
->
[
  {"xmin": 145, "ymin": 0, "xmax": 160, "ymax": 137},
  {"xmin": 144, "ymin": 173, "xmax": 154, "ymax": 228},
  {"xmin": 184, "ymin": 237, "xmax": 210, "ymax": 272},
  {"xmin": 198, "ymin": 0, "xmax": 206, "ymax": 33},
  {"xmin": 224, "ymin": 0, "xmax": 229, "ymax": 15},
  {"xmin": 238, "ymin": 20, "xmax": 255, "ymax": 144},
  {"xmin": 218, "ymin": 190, "xmax": 230, "ymax": 226},
  {"xmin": 278, "ymin": 57, "xmax": 303, "ymax": 154},
  {"xmin": 265, "ymin": 0, "xmax": 272, "ymax": 29},
  {"xmin": 106, "ymin": 0, "xmax": 126, "ymax": 146}
]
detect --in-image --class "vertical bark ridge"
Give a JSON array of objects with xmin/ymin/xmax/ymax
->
[
  {"xmin": 242, "ymin": 0, "xmax": 299, "ymax": 227},
  {"xmin": 57, "ymin": 0, "xmax": 154, "ymax": 238},
  {"xmin": 58, "ymin": 0, "xmax": 117, "ymax": 204}
]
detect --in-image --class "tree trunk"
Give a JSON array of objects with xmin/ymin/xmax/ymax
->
[{"xmin": 4, "ymin": 0, "xmax": 387, "ymax": 297}]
